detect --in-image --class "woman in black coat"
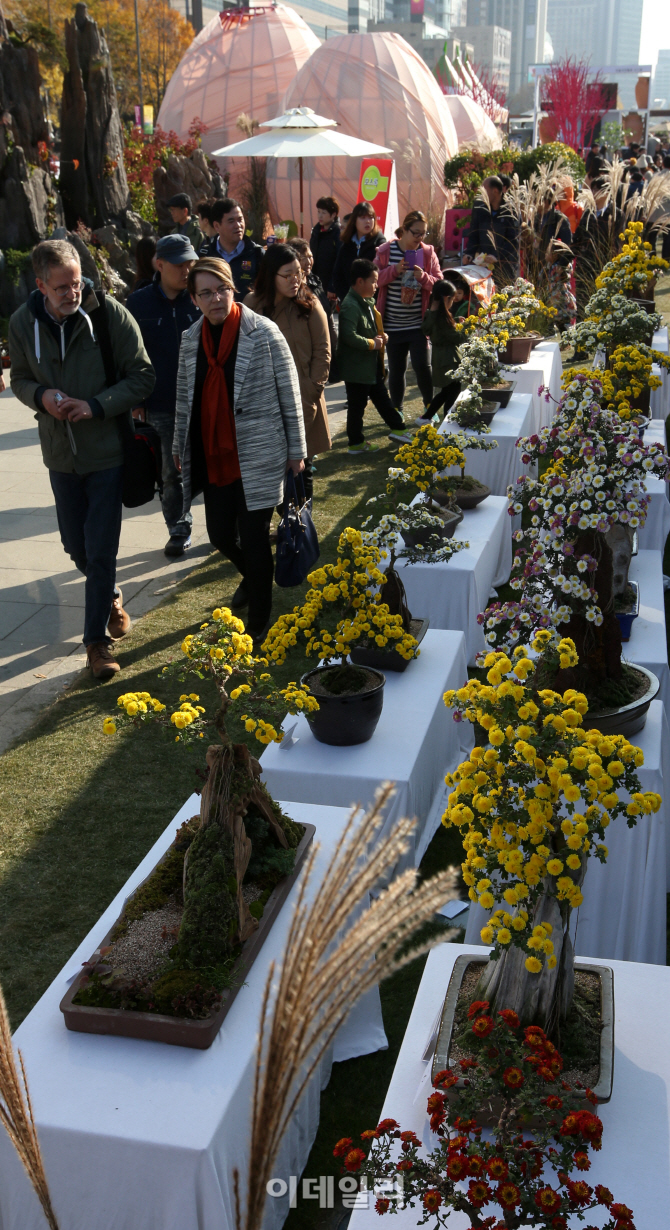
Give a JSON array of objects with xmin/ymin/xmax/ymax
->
[{"xmin": 331, "ymin": 202, "xmax": 386, "ymax": 302}]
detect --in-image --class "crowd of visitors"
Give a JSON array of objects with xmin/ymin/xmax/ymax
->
[{"xmin": 6, "ymin": 144, "xmax": 669, "ymax": 683}]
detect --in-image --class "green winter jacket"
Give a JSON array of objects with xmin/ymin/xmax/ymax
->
[
  {"xmin": 9, "ymin": 286, "xmax": 155, "ymax": 474},
  {"xmin": 422, "ymin": 308, "xmax": 462, "ymax": 387},
  {"xmin": 337, "ymin": 289, "xmax": 385, "ymax": 384}
]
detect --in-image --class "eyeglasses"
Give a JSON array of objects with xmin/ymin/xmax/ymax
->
[
  {"xmin": 277, "ymin": 271, "xmax": 302, "ymax": 282},
  {"xmin": 53, "ymin": 281, "xmax": 83, "ymax": 296},
  {"xmin": 408, "ymin": 229, "xmax": 427, "ymax": 238},
  {"xmin": 196, "ymin": 286, "xmax": 234, "ymax": 302}
]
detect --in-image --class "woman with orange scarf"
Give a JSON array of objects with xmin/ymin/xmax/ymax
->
[{"xmin": 173, "ymin": 258, "xmax": 306, "ymax": 646}]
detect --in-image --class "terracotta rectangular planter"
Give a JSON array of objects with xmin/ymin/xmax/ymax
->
[
  {"xmin": 60, "ymin": 823, "xmax": 316, "ymax": 1049},
  {"xmin": 499, "ymin": 337, "xmax": 534, "ymax": 365},
  {"xmin": 429, "ymin": 953, "xmax": 614, "ymax": 1124}
]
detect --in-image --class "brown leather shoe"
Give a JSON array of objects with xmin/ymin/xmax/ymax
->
[
  {"xmin": 108, "ymin": 587, "xmax": 131, "ymax": 639},
  {"xmin": 87, "ymin": 641, "xmax": 121, "ymax": 680}
]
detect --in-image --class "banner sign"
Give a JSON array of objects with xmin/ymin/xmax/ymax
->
[
  {"xmin": 142, "ymin": 105, "xmax": 154, "ymax": 136},
  {"xmin": 410, "ymin": 0, "xmax": 424, "ymax": 13},
  {"xmin": 356, "ymin": 158, "xmax": 398, "ymax": 235}
]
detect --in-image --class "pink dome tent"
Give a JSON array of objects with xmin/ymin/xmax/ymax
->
[
  {"xmin": 443, "ymin": 94, "xmax": 502, "ymax": 151},
  {"xmin": 157, "ymin": 6, "xmax": 320, "ymax": 158},
  {"xmin": 266, "ymin": 31, "xmax": 458, "ymax": 225}
]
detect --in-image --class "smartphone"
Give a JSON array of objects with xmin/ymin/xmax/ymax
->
[{"xmin": 404, "ymin": 250, "xmax": 424, "ymax": 269}]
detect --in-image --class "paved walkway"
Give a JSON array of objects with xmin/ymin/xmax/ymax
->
[{"xmin": 0, "ymin": 382, "xmax": 348, "ymax": 753}]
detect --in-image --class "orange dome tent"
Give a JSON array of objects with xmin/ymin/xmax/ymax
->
[
  {"xmin": 266, "ymin": 31, "xmax": 458, "ymax": 225},
  {"xmin": 157, "ymin": 6, "xmax": 320, "ymax": 157}
]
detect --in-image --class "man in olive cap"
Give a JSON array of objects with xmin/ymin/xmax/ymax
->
[
  {"xmin": 166, "ymin": 193, "xmax": 205, "ymax": 254},
  {"xmin": 126, "ymin": 235, "xmax": 200, "ymax": 556}
]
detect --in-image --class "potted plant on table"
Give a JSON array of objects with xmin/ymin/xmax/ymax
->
[
  {"xmin": 594, "ymin": 218, "xmax": 668, "ymax": 307},
  {"xmin": 262, "ymin": 528, "xmax": 421, "ymax": 743},
  {"xmin": 64, "ymin": 609, "xmax": 321, "ymax": 1046},
  {"xmin": 481, "ymin": 374, "xmax": 670, "ymax": 732},
  {"xmin": 438, "ymin": 427, "xmax": 500, "ymax": 509},
  {"xmin": 450, "ymin": 337, "xmax": 512, "ymax": 427},
  {"xmin": 338, "ymin": 1005, "xmax": 635, "ymax": 1229},
  {"xmin": 471, "ymin": 276, "xmax": 557, "ymax": 365}
]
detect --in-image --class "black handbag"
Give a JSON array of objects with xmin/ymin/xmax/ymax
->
[
  {"xmin": 275, "ymin": 472, "xmax": 319, "ymax": 588},
  {"xmin": 89, "ymin": 292, "xmax": 163, "ymax": 508}
]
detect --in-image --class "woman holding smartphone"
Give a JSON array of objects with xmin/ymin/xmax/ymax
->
[{"xmin": 373, "ymin": 210, "xmax": 442, "ymax": 421}]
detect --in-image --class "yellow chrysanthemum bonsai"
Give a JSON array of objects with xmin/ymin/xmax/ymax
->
[{"xmin": 443, "ymin": 642, "xmax": 660, "ymax": 1031}]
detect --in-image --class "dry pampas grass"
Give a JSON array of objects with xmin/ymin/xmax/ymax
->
[
  {"xmin": 238, "ymin": 785, "xmax": 459, "ymax": 1230},
  {"xmin": 0, "ymin": 986, "xmax": 59, "ymax": 1228}
]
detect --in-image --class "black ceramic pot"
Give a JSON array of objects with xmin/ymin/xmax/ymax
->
[{"xmin": 301, "ymin": 665, "xmax": 386, "ymax": 746}]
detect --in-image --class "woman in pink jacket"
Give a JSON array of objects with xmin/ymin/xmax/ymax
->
[{"xmin": 374, "ymin": 210, "xmax": 442, "ymax": 422}]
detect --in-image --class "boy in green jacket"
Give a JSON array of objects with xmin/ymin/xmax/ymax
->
[{"xmin": 337, "ymin": 259, "xmax": 410, "ymax": 454}]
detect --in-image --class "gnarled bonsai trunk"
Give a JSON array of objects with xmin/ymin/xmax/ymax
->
[{"xmin": 554, "ymin": 530, "xmax": 623, "ymax": 689}]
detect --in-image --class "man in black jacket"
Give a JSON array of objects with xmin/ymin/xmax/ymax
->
[
  {"xmin": 464, "ymin": 176, "xmax": 520, "ymax": 286},
  {"xmin": 126, "ymin": 234, "xmax": 200, "ymax": 556},
  {"xmin": 199, "ymin": 197, "xmax": 263, "ymax": 301},
  {"xmin": 309, "ymin": 196, "xmax": 341, "ymax": 297}
]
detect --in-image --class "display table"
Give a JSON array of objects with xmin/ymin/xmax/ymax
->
[
  {"xmin": 261, "ymin": 630, "xmax": 473, "ymax": 869},
  {"xmin": 395, "ymin": 496, "xmax": 512, "ymax": 664},
  {"xmin": 651, "ymin": 325, "xmax": 670, "ymax": 420},
  {"xmin": 348, "ymin": 944, "xmax": 670, "ymax": 1229},
  {"xmin": 639, "ymin": 476, "xmax": 670, "ymax": 552},
  {"xmin": 0, "ymin": 797, "xmax": 388, "ymax": 1230},
  {"xmin": 626, "ymin": 550, "xmax": 670, "ymax": 711},
  {"xmin": 502, "ymin": 340, "xmax": 562, "ymax": 433},
  {"xmin": 465, "ymin": 698, "xmax": 669, "ymax": 965},
  {"xmin": 438, "ymin": 393, "xmax": 533, "ymax": 497}
]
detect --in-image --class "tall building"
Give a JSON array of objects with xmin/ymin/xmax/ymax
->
[
  {"xmin": 451, "ymin": 23, "xmax": 511, "ymax": 91},
  {"xmin": 654, "ymin": 50, "xmax": 670, "ymax": 108},
  {"xmin": 465, "ymin": 0, "xmax": 548, "ymax": 101},
  {"xmin": 170, "ymin": 0, "xmax": 348, "ymax": 42},
  {"xmin": 546, "ymin": 0, "xmax": 643, "ymax": 107}
]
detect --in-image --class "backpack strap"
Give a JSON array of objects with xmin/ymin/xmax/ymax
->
[
  {"xmin": 88, "ymin": 290, "xmax": 117, "ymax": 388},
  {"xmin": 88, "ymin": 290, "xmax": 135, "ymax": 444}
]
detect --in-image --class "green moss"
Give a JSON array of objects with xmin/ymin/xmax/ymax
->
[
  {"xmin": 109, "ymin": 816, "xmax": 199, "ymax": 941},
  {"xmin": 171, "ymin": 823, "xmax": 237, "ymax": 967}
]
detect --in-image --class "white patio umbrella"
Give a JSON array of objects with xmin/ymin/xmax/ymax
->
[{"xmin": 212, "ymin": 106, "xmax": 392, "ymax": 235}]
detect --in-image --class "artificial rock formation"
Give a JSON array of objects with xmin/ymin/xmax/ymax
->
[
  {"xmin": 153, "ymin": 148, "xmax": 225, "ymax": 233},
  {"xmin": 60, "ymin": 3, "xmax": 130, "ymax": 229}
]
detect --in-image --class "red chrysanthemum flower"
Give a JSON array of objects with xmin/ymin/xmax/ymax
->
[
  {"xmin": 539, "ymin": 1064, "xmax": 557, "ymax": 1082},
  {"xmin": 468, "ymin": 1180, "xmax": 491, "ymax": 1207},
  {"xmin": 396, "ymin": 1158, "xmax": 413, "ymax": 1172},
  {"xmin": 487, "ymin": 1157, "xmax": 508, "ymax": 1181},
  {"xmin": 534, "ymin": 1187, "xmax": 562, "ymax": 1214},
  {"xmin": 544, "ymin": 1095, "xmax": 563, "ymax": 1109},
  {"xmin": 468, "ymin": 999, "xmax": 491, "ymax": 1020},
  {"xmin": 497, "ymin": 1182, "xmax": 521, "ymax": 1209},
  {"xmin": 344, "ymin": 1148, "xmax": 366, "ymax": 1172},
  {"xmin": 595, "ymin": 1184, "xmax": 613, "ymax": 1206},
  {"xmin": 427, "ymin": 1092, "xmax": 445, "ymax": 1114},
  {"xmin": 502, "ymin": 1066, "xmax": 524, "ymax": 1088},
  {"xmin": 468, "ymin": 1155, "xmax": 485, "ymax": 1177},
  {"xmin": 360, "ymin": 1129, "xmax": 377, "ymax": 1140},
  {"xmin": 433, "ymin": 1068, "xmax": 457, "ymax": 1089},
  {"xmin": 567, "ymin": 1180, "xmax": 592, "ymax": 1206},
  {"xmin": 423, "ymin": 1190, "xmax": 442, "ymax": 1212},
  {"xmin": 333, "ymin": 1137, "xmax": 353, "ymax": 1158},
  {"xmin": 400, "ymin": 1130, "xmax": 419, "ymax": 1144},
  {"xmin": 573, "ymin": 1151, "xmax": 590, "ymax": 1171},
  {"xmin": 459, "ymin": 1057, "xmax": 478, "ymax": 1071},
  {"xmin": 472, "ymin": 1015, "xmax": 495, "ymax": 1038},
  {"xmin": 609, "ymin": 1202, "xmax": 635, "ymax": 1224},
  {"xmin": 585, "ymin": 1087, "xmax": 598, "ymax": 1105},
  {"xmin": 576, "ymin": 1110, "xmax": 603, "ymax": 1148},
  {"xmin": 559, "ymin": 1113, "xmax": 580, "ymax": 1136},
  {"xmin": 376, "ymin": 1118, "xmax": 399, "ymax": 1135},
  {"xmin": 498, "ymin": 1008, "xmax": 520, "ymax": 1029},
  {"xmin": 524, "ymin": 1025, "xmax": 547, "ymax": 1045},
  {"xmin": 375, "ymin": 1198, "xmax": 390, "ymax": 1215},
  {"xmin": 550, "ymin": 1217, "xmax": 567, "ymax": 1230},
  {"xmin": 430, "ymin": 1111, "xmax": 446, "ymax": 1132},
  {"xmin": 447, "ymin": 1154, "xmax": 470, "ymax": 1180}
]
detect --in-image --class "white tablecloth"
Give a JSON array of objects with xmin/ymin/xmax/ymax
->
[
  {"xmin": 261, "ymin": 630, "xmax": 473, "ymax": 869},
  {"xmin": 503, "ymin": 341, "xmax": 562, "ymax": 432},
  {"xmin": 438, "ymin": 393, "xmax": 534, "ymax": 497},
  {"xmin": 627, "ymin": 550, "xmax": 670, "ymax": 711},
  {"xmin": 651, "ymin": 325, "xmax": 670, "ymax": 420},
  {"xmin": 348, "ymin": 944, "xmax": 670, "ymax": 1230},
  {"xmin": 465, "ymin": 699, "xmax": 669, "ymax": 965},
  {"xmin": 396, "ymin": 496, "xmax": 512, "ymax": 664},
  {"xmin": 0, "ymin": 798, "xmax": 388, "ymax": 1230},
  {"xmin": 639, "ymin": 476, "xmax": 670, "ymax": 552}
]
